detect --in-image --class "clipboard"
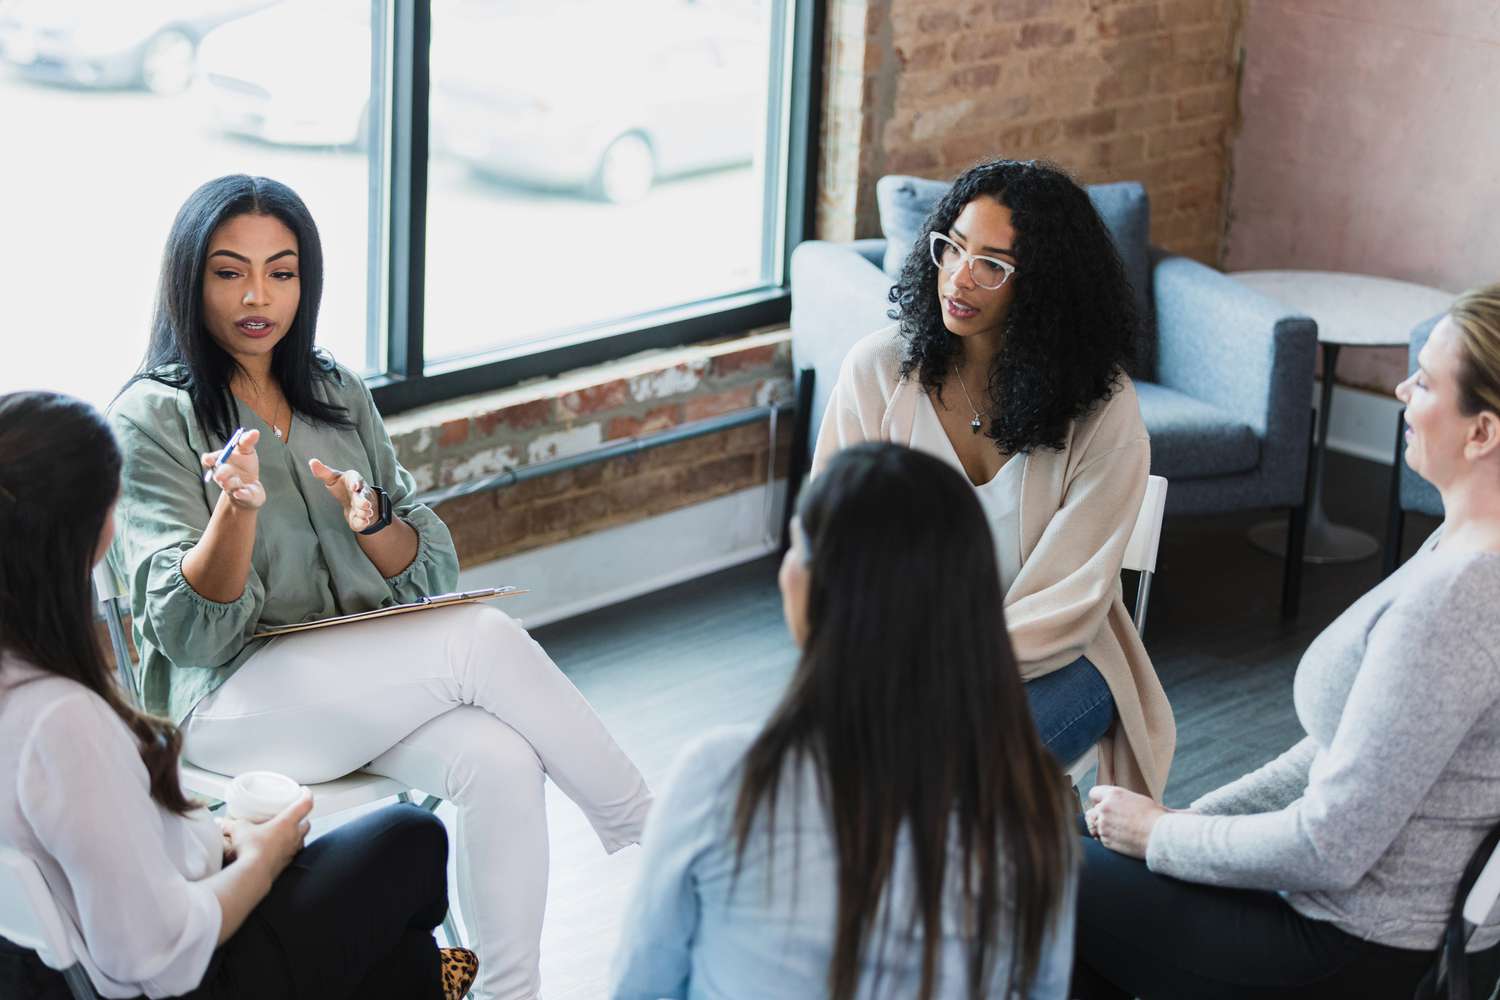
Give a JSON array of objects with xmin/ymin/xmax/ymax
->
[{"xmin": 252, "ymin": 587, "xmax": 528, "ymax": 638}]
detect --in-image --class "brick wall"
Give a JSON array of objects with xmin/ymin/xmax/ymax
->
[
  {"xmin": 818, "ymin": 0, "xmax": 1243, "ymax": 264},
  {"xmin": 383, "ymin": 332, "xmax": 795, "ymax": 567}
]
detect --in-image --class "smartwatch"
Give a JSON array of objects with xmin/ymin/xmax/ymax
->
[{"xmin": 357, "ymin": 484, "xmax": 394, "ymax": 535}]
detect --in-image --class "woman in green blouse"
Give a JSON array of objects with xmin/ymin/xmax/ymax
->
[{"xmin": 109, "ymin": 175, "xmax": 651, "ymax": 1000}]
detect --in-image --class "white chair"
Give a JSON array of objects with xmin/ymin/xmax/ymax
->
[
  {"xmin": 91, "ymin": 562, "xmax": 464, "ymax": 948},
  {"xmin": 1064, "ymin": 475, "xmax": 1169, "ymax": 790},
  {"xmin": 0, "ymin": 847, "xmax": 98, "ymax": 999}
]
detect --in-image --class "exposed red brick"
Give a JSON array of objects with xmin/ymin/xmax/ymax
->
[
  {"xmin": 952, "ymin": 30, "xmax": 1014, "ymax": 64},
  {"xmin": 1118, "ymin": 97, "xmax": 1175, "ymax": 130},
  {"xmin": 1097, "ymin": 3, "xmax": 1164, "ymax": 38},
  {"xmin": 439, "ymin": 419, "xmax": 469, "ymax": 447},
  {"xmin": 1018, "ymin": 20, "xmax": 1077, "ymax": 49},
  {"xmin": 898, "ymin": 40, "xmax": 949, "ymax": 72},
  {"xmin": 1064, "ymin": 108, "xmax": 1118, "ymax": 139},
  {"xmin": 682, "ymin": 384, "xmax": 760, "ymax": 423},
  {"xmin": 492, "ymin": 399, "xmax": 554, "ymax": 431},
  {"xmin": 560, "ymin": 379, "xmax": 631, "ymax": 417},
  {"xmin": 992, "ymin": 0, "xmax": 1057, "ymax": 19},
  {"xmin": 918, "ymin": 10, "xmax": 960, "ymax": 32},
  {"xmin": 949, "ymin": 63, "xmax": 1003, "ymax": 90},
  {"xmin": 529, "ymin": 491, "xmax": 611, "ymax": 538},
  {"xmin": 605, "ymin": 405, "xmax": 683, "ymax": 440},
  {"xmin": 1095, "ymin": 67, "xmax": 1152, "ymax": 104},
  {"xmin": 1175, "ymin": 83, "xmax": 1233, "ymax": 121},
  {"xmin": 709, "ymin": 344, "xmax": 779, "ymax": 377}
]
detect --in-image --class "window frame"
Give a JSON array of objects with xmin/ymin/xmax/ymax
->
[{"xmin": 367, "ymin": 0, "xmax": 824, "ymax": 416}]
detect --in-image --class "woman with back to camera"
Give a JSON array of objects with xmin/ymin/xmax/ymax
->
[
  {"xmin": 611, "ymin": 442, "xmax": 1077, "ymax": 999},
  {"xmin": 0, "ymin": 390, "xmax": 476, "ymax": 1000},
  {"xmin": 107, "ymin": 174, "xmax": 652, "ymax": 1000},
  {"xmin": 813, "ymin": 158, "xmax": 1173, "ymax": 798},
  {"xmin": 1075, "ymin": 284, "xmax": 1500, "ymax": 997}
]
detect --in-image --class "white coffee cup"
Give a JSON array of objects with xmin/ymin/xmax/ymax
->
[{"xmin": 225, "ymin": 771, "xmax": 304, "ymax": 823}]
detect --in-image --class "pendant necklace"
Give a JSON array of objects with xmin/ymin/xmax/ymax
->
[{"xmin": 955, "ymin": 368, "xmax": 984, "ymax": 434}]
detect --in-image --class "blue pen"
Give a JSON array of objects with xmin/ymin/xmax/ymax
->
[{"xmin": 203, "ymin": 426, "xmax": 248, "ymax": 484}]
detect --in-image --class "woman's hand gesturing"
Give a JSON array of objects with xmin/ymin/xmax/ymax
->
[
  {"xmin": 307, "ymin": 458, "xmax": 380, "ymax": 532},
  {"xmin": 200, "ymin": 429, "xmax": 265, "ymax": 509}
]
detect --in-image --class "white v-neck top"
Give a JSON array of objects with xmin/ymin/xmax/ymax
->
[{"xmin": 911, "ymin": 394, "xmax": 1025, "ymax": 594}]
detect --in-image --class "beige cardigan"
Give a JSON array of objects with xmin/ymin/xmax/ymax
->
[{"xmin": 811, "ymin": 327, "xmax": 1175, "ymax": 798}]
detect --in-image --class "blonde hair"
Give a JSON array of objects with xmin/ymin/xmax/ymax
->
[{"xmin": 1451, "ymin": 283, "xmax": 1500, "ymax": 416}]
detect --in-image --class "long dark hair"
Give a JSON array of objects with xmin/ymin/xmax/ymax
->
[
  {"xmin": 733, "ymin": 443, "xmax": 1075, "ymax": 999},
  {"xmin": 893, "ymin": 158, "xmax": 1139, "ymax": 455},
  {"xmin": 128, "ymin": 174, "xmax": 351, "ymax": 444},
  {"xmin": 0, "ymin": 392, "xmax": 193, "ymax": 814}
]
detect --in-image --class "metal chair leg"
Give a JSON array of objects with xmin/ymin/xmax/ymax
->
[
  {"xmin": 442, "ymin": 910, "xmax": 464, "ymax": 948},
  {"xmin": 62, "ymin": 963, "xmax": 100, "ymax": 1000},
  {"xmin": 1281, "ymin": 411, "xmax": 1317, "ymax": 621},
  {"xmin": 780, "ymin": 366, "xmax": 816, "ymax": 552},
  {"xmin": 1132, "ymin": 570, "xmax": 1153, "ymax": 641}
]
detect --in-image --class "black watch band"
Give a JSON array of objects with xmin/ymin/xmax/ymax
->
[{"xmin": 358, "ymin": 485, "xmax": 393, "ymax": 535}]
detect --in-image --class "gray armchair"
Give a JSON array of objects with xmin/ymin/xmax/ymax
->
[
  {"xmin": 788, "ymin": 175, "xmax": 1319, "ymax": 617},
  {"xmin": 1382, "ymin": 314, "xmax": 1445, "ymax": 576}
]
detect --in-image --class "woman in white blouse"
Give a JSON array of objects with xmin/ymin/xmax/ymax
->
[
  {"xmin": 0, "ymin": 390, "xmax": 472, "ymax": 1000},
  {"xmin": 813, "ymin": 158, "xmax": 1172, "ymax": 797}
]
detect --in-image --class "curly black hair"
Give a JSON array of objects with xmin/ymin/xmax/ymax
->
[{"xmin": 891, "ymin": 159, "xmax": 1140, "ymax": 454}]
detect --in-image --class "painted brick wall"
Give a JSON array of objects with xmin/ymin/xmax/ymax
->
[
  {"xmin": 383, "ymin": 332, "xmax": 795, "ymax": 567},
  {"xmin": 818, "ymin": 0, "xmax": 1243, "ymax": 265}
]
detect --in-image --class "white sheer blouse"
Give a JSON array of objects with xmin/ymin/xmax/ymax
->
[
  {"xmin": 910, "ymin": 394, "xmax": 1025, "ymax": 594},
  {"xmin": 0, "ymin": 653, "xmax": 222, "ymax": 998}
]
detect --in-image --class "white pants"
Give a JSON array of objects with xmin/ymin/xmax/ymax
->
[{"xmin": 181, "ymin": 603, "xmax": 652, "ymax": 1000}]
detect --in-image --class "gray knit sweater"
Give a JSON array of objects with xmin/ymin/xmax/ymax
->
[{"xmin": 1148, "ymin": 530, "xmax": 1500, "ymax": 950}]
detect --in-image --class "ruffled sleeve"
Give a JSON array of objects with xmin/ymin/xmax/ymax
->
[{"xmin": 110, "ymin": 410, "xmax": 265, "ymax": 672}]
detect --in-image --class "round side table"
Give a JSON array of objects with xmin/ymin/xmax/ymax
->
[{"xmin": 1233, "ymin": 270, "xmax": 1453, "ymax": 564}]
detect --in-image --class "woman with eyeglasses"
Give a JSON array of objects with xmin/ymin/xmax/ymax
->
[
  {"xmin": 612, "ymin": 442, "xmax": 1078, "ymax": 999},
  {"xmin": 106, "ymin": 175, "xmax": 652, "ymax": 1000},
  {"xmin": 0, "ymin": 391, "xmax": 474, "ymax": 1000},
  {"xmin": 812, "ymin": 158, "xmax": 1172, "ymax": 798}
]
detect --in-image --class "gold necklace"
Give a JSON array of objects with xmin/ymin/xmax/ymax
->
[
  {"xmin": 954, "ymin": 368, "xmax": 984, "ymax": 434},
  {"xmin": 238, "ymin": 383, "xmax": 287, "ymax": 440}
]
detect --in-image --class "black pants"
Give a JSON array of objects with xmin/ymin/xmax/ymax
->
[
  {"xmin": 2, "ymin": 804, "xmax": 449, "ymax": 1000},
  {"xmin": 1073, "ymin": 833, "xmax": 1500, "ymax": 1000}
]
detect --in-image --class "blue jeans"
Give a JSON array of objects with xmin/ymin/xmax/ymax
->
[{"xmin": 1024, "ymin": 655, "xmax": 1115, "ymax": 767}]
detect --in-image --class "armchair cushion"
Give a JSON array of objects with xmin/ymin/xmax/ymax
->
[
  {"xmin": 1134, "ymin": 381, "xmax": 1260, "ymax": 479},
  {"xmin": 874, "ymin": 174, "xmax": 1153, "ymax": 339}
]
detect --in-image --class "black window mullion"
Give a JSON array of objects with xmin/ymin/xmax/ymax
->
[
  {"xmin": 367, "ymin": 0, "xmax": 821, "ymax": 416},
  {"xmin": 783, "ymin": 0, "xmax": 823, "ymax": 272},
  {"xmin": 386, "ymin": 0, "xmax": 429, "ymax": 380}
]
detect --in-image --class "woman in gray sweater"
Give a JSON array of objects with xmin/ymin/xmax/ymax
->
[{"xmin": 1073, "ymin": 283, "xmax": 1500, "ymax": 999}]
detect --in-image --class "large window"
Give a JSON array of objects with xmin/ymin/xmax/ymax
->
[{"xmin": 0, "ymin": 0, "xmax": 816, "ymax": 414}]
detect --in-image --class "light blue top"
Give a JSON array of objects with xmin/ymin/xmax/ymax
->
[{"xmin": 611, "ymin": 726, "xmax": 1076, "ymax": 999}]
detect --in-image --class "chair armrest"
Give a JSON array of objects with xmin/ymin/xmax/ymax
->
[
  {"xmin": 1151, "ymin": 248, "xmax": 1317, "ymax": 437},
  {"xmin": 790, "ymin": 239, "xmax": 896, "ymax": 438}
]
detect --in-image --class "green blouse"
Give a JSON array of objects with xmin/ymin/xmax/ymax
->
[{"xmin": 107, "ymin": 365, "xmax": 460, "ymax": 724}]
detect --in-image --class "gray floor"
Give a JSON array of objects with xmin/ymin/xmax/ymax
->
[{"xmin": 493, "ymin": 450, "xmax": 1438, "ymax": 998}]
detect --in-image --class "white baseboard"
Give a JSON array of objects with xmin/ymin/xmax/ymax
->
[
  {"xmin": 457, "ymin": 481, "xmax": 788, "ymax": 628},
  {"xmin": 1317, "ymin": 381, "xmax": 1402, "ymax": 466}
]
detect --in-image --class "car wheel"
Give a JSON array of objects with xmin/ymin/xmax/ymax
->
[
  {"xmin": 589, "ymin": 133, "xmax": 655, "ymax": 204},
  {"xmin": 140, "ymin": 29, "xmax": 195, "ymax": 95}
]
